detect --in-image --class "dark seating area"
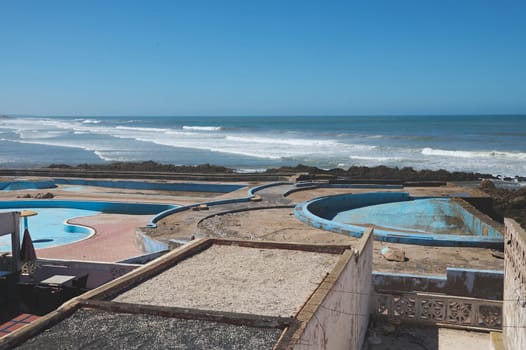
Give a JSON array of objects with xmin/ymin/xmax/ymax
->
[{"xmin": 1, "ymin": 273, "xmax": 90, "ymax": 323}]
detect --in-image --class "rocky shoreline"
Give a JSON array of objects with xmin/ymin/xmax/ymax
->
[{"xmin": 44, "ymin": 161, "xmax": 495, "ymax": 181}]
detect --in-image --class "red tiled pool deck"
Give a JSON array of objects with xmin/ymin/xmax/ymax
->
[
  {"xmin": 36, "ymin": 214, "xmax": 152, "ymax": 262},
  {"xmin": 0, "ymin": 314, "xmax": 40, "ymax": 338}
]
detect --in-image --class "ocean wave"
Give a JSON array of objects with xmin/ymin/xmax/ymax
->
[
  {"xmin": 81, "ymin": 119, "xmax": 101, "ymax": 124},
  {"xmin": 225, "ymin": 135, "xmax": 345, "ymax": 147},
  {"xmin": 350, "ymin": 155, "xmax": 405, "ymax": 161},
  {"xmin": 131, "ymin": 136, "xmax": 284, "ymax": 159},
  {"xmin": 182, "ymin": 125, "xmax": 223, "ymax": 131},
  {"xmin": 115, "ymin": 126, "xmax": 170, "ymax": 133},
  {"xmin": 93, "ymin": 150, "xmax": 117, "ymax": 162},
  {"xmin": 422, "ymin": 147, "xmax": 526, "ymax": 160}
]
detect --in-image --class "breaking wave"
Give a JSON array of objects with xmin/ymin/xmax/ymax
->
[
  {"xmin": 422, "ymin": 148, "xmax": 526, "ymax": 160},
  {"xmin": 182, "ymin": 126, "xmax": 223, "ymax": 131}
]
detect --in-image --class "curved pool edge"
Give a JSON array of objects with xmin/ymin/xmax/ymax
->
[
  {"xmin": 0, "ymin": 200, "xmax": 178, "ymax": 252},
  {"xmin": 146, "ymin": 181, "xmax": 290, "ymax": 228},
  {"xmin": 294, "ymin": 192, "xmax": 504, "ymax": 248}
]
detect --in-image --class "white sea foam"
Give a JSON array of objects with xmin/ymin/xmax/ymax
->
[
  {"xmin": 93, "ymin": 150, "xmax": 118, "ymax": 162},
  {"xmin": 182, "ymin": 125, "xmax": 222, "ymax": 131},
  {"xmin": 350, "ymin": 155, "xmax": 405, "ymax": 161},
  {"xmin": 422, "ymin": 147, "xmax": 526, "ymax": 160},
  {"xmin": 115, "ymin": 126, "xmax": 171, "ymax": 133},
  {"xmin": 81, "ymin": 119, "xmax": 101, "ymax": 124},
  {"xmin": 225, "ymin": 135, "xmax": 351, "ymax": 147}
]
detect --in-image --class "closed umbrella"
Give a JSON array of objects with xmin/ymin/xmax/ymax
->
[{"xmin": 20, "ymin": 228, "xmax": 36, "ymax": 262}]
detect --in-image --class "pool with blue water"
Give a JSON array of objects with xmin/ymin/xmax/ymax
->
[{"xmin": 0, "ymin": 207, "xmax": 98, "ymax": 251}]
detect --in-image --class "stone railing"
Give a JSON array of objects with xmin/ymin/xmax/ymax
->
[
  {"xmin": 372, "ymin": 292, "xmax": 502, "ymax": 330},
  {"xmin": 503, "ymin": 219, "xmax": 526, "ymax": 350}
]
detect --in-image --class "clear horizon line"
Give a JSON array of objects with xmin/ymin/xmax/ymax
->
[{"xmin": 3, "ymin": 113, "xmax": 526, "ymax": 118}]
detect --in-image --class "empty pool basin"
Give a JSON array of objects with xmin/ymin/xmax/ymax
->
[{"xmin": 294, "ymin": 192, "xmax": 504, "ymax": 248}]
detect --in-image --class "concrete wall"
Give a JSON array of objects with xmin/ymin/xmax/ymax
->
[
  {"xmin": 292, "ymin": 229, "xmax": 373, "ymax": 350},
  {"xmin": 453, "ymin": 199, "xmax": 503, "ymax": 238},
  {"xmin": 373, "ymin": 268, "xmax": 504, "ymax": 300},
  {"xmin": 503, "ymin": 219, "xmax": 526, "ymax": 350},
  {"xmin": 34, "ymin": 259, "xmax": 138, "ymax": 289}
]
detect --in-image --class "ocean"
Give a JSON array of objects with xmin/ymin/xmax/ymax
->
[{"xmin": 1, "ymin": 115, "xmax": 525, "ymax": 177}]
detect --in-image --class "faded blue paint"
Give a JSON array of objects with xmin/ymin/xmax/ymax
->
[
  {"xmin": 0, "ymin": 200, "xmax": 176, "ymax": 214},
  {"xmin": 247, "ymin": 181, "xmax": 289, "ymax": 196},
  {"xmin": 0, "ymin": 180, "xmax": 57, "ymax": 191},
  {"xmin": 0, "ymin": 179, "xmax": 245, "ymax": 193},
  {"xmin": 137, "ymin": 231, "xmax": 169, "ymax": 253},
  {"xmin": 333, "ymin": 198, "xmax": 501, "ymax": 237},
  {"xmin": 295, "ymin": 192, "xmax": 503, "ymax": 247}
]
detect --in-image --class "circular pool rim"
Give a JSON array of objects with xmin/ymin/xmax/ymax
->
[{"xmin": 294, "ymin": 192, "xmax": 504, "ymax": 248}]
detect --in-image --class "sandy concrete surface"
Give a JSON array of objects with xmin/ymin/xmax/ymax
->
[
  {"xmin": 114, "ymin": 245, "xmax": 339, "ymax": 317},
  {"xmin": 197, "ymin": 207, "xmax": 504, "ymax": 275}
]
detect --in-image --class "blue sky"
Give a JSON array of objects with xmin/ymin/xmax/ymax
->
[{"xmin": 1, "ymin": 0, "xmax": 525, "ymax": 116}]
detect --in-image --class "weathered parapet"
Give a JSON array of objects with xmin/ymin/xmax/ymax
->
[
  {"xmin": 503, "ymin": 219, "xmax": 526, "ymax": 350},
  {"xmin": 291, "ymin": 228, "xmax": 374, "ymax": 350},
  {"xmin": 371, "ymin": 292, "xmax": 502, "ymax": 330}
]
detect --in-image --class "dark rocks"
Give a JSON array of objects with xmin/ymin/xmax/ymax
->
[
  {"xmin": 480, "ymin": 179, "xmax": 496, "ymax": 190},
  {"xmin": 480, "ymin": 184, "xmax": 526, "ymax": 228},
  {"xmin": 46, "ymin": 161, "xmax": 235, "ymax": 174},
  {"xmin": 271, "ymin": 164, "xmax": 492, "ymax": 182},
  {"xmin": 16, "ymin": 192, "xmax": 54, "ymax": 199}
]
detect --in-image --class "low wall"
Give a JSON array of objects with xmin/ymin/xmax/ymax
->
[
  {"xmin": 453, "ymin": 199, "xmax": 503, "ymax": 238},
  {"xmin": 292, "ymin": 229, "xmax": 373, "ymax": 350},
  {"xmin": 503, "ymin": 219, "xmax": 526, "ymax": 350},
  {"xmin": 373, "ymin": 268, "xmax": 503, "ymax": 300},
  {"xmin": 372, "ymin": 291, "xmax": 502, "ymax": 330},
  {"xmin": 33, "ymin": 258, "xmax": 139, "ymax": 289}
]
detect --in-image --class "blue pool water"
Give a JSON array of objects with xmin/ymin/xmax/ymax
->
[{"xmin": 0, "ymin": 208, "xmax": 98, "ymax": 251}]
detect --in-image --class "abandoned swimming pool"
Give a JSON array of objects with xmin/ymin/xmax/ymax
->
[
  {"xmin": 0, "ymin": 179, "xmax": 245, "ymax": 193},
  {"xmin": 294, "ymin": 192, "xmax": 504, "ymax": 247},
  {"xmin": 0, "ymin": 200, "xmax": 178, "ymax": 251}
]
